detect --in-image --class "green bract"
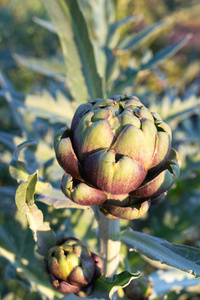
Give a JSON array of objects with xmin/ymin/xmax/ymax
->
[
  {"xmin": 54, "ymin": 95, "xmax": 180, "ymax": 220},
  {"xmin": 46, "ymin": 237, "xmax": 103, "ymax": 297}
]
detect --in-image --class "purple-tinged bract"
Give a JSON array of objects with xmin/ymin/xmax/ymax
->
[
  {"xmin": 55, "ymin": 95, "xmax": 180, "ymax": 220},
  {"xmin": 46, "ymin": 237, "xmax": 103, "ymax": 297}
]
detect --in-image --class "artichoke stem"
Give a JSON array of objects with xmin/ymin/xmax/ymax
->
[{"xmin": 98, "ymin": 211, "xmax": 121, "ymax": 277}]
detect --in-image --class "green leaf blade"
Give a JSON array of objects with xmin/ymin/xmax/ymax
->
[
  {"xmin": 118, "ymin": 228, "xmax": 200, "ymax": 278},
  {"xmin": 24, "ymin": 91, "xmax": 75, "ymax": 125},
  {"xmin": 42, "ymin": 0, "xmax": 105, "ymax": 102},
  {"xmin": 14, "ymin": 54, "xmax": 66, "ymax": 80},
  {"xmin": 141, "ymin": 34, "xmax": 192, "ymax": 70},
  {"xmin": 116, "ymin": 21, "xmax": 168, "ymax": 52}
]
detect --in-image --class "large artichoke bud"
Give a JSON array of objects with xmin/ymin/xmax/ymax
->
[
  {"xmin": 54, "ymin": 95, "xmax": 180, "ymax": 220},
  {"xmin": 46, "ymin": 237, "xmax": 103, "ymax": 297}
]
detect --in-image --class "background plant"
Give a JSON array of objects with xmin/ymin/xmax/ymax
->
[{"xmin": 1, "ymin": 0, "xmax": 200, "ymax": 299}]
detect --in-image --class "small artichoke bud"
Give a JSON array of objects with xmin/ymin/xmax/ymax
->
[
  {"xmin": 55, "ymin": 95, "xmax": 180, "ymax": 220},
  {"xmin": 124, "ymin": 275, "xmax": 153, "ymax": 300},
  {"xmin": 46, "ymin": 237, "xmax": 104, "ymax": 297}
]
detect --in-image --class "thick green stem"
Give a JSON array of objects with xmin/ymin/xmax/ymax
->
[{"xmin": 98, "ymin": 211, "xmax": 121, "ymax": 277}]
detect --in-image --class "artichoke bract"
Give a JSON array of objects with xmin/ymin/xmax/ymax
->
[
  {"xmin": 54, "ymin": 95, "xmax": 180, "ymax": 220},
  {"xmin": 46, "ymin": 237, "xmax": 104, "ymax": 297}
]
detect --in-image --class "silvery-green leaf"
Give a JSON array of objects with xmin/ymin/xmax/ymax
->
[
  {"xmin": 108, "ymin": 15, "xmax": 141, "ymax": 49},
  {"xmin": 116, "ymin": 21, "xmax": 168, "ymax": 52},
  {"xmin": 14, "ymin": 54, "xmax": 66, "ymax": 81},
  {"xmin": 141, "ymin": 34, "xmax": 192, "ymax": 70},
  {"xmin": 79, "ymin": 0, "xmax": 113, "ymax": 80},
  {"xmin": 118, "ymin": 228, "xmax": 200, "ymax": 278},
  {"xmin": 149, "ymin": 91, "xmax": 200, "ymax": 127},
  {"xmin": 42, "ymin": 0, "xmax": 105, "ymax": 102},
  {"xmin": 24, "ymin": 91, "xmax": 75, "ymax": 125}
]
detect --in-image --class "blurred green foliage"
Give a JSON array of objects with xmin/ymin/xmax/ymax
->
[
  {"xmin": 0, "ymin": 0, "xmax": 60, "ymax": 92},
  {"xmin": 0, "ymin": 0, "xmax": 200, "ymax": 299},
  {"xmin": 116, "ymin": 0, "xmax": 200, "ymax": 89}
]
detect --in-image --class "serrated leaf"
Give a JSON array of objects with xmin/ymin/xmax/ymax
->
[
  {"xmin": 116, "ymin": 21, "xmax": 168, "ymax": 52},
  {"xmin": 24, "ymin": 91, "xmax": 75, "ymax": 124},
  {"xmin": 141, "ymin": 34, "xmax": 192, "ymax": 70},
  {"xmin": 14, "ymin": 54, "xmax": 66, "ymax": 80},
  {"xmin": 15, "ymin": 172, "xmax": 55, "ymax": 256},
  {"xmin": 118, "ymin": 228, "xmax": 200, "ymax": 278},
  {"xmin": 93, "ymin": 271, "xmax": 141, "ymax": 300},
  {"xmin": 42, "ymin": 0, "xmax": 105, "ymax": 102},
  {"xmin": 149, "ymin": 93, "xmax": 200, "ymax": 128}
]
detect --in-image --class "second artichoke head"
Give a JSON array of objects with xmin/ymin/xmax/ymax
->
[{"xmin": 46, "ymin": 237, "xmax": 103, "ymax": 297}]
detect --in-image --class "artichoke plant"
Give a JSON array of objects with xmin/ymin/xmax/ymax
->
[
  {"xmin": 54, "ymin": 95, "xmax": 180, "ymax": 220},
  {"xmin": 46, "ymin": 237, "xmax": 104, "ymax": 297}
]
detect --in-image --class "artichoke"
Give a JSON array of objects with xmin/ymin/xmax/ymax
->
[
  {"xmin": 46, "ymin": 237, "xmax": 103, "ymax": 297},
  {"xmin": 54, "ymin": 95, "xmax": 180, "ymax": 220},
  {"xmin": 124, "ymin": 275, "xmax": 153, "ymax": 300}
]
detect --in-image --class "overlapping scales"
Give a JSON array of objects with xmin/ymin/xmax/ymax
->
[{"xmin": 54, "ymin": 95, "xmax": 180, "ymax": 220}]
